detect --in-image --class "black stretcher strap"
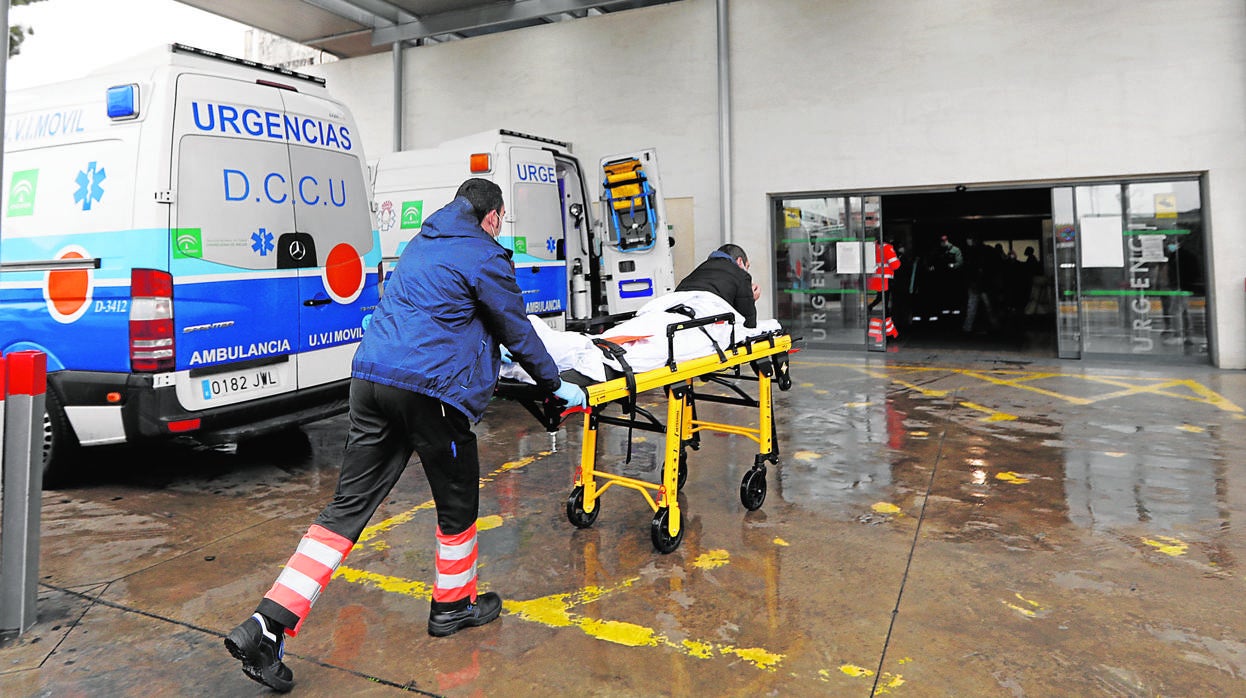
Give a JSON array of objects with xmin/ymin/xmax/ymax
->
[
  {"xmin": 662, "ymin": 304, "xmax": 733, "ymax": 370},
  {"xmin": 592, "ymin": 337, "xmax": 640, "ymax": 463}
]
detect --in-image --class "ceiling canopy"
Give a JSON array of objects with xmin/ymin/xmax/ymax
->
[{"xmin": 175, "ymin": 0, "xmax": 684, "ymax": 58}]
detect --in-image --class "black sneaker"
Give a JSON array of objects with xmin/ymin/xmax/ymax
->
[
  {"xmin": 428, "ymin": 592, "xmax": 503, "ymax": 637},
  {"xmin": 224, "ymin": 613, "xmax": 294, "ymax": 692}
]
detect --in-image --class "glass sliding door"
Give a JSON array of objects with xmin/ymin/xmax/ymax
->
[
  {"xmin": 861, "ymin": 196, "xmax": 888, "ymax": 352},
  {"xmin": 1124, "ymin": 181, "xmax": 1207, "ymax": 355},
  {"xmin": 1051, "ymin": 187, "xmax": 1081, "ymax": 358},
  {"xmin": 773, "ymin": 196, "xmax": 869, "ymax": 347},
  {"xmin": 1073, "ymin": 184, "xmax": 1125, "ymax": 354},
  {"xmin": 1054, "ymin": 178, "xmax": 1207, "ymax": 359}
]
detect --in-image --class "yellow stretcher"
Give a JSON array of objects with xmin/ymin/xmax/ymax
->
[{"xmin": 563, "ymin": 320, "xmax": 794, "ymax": 553}]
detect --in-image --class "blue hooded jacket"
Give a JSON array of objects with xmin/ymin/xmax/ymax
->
[{"xmin": 352, "ymin": 196, "xmax": 561, "ymax": 422}]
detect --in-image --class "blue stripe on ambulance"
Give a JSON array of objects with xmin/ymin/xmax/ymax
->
[{"xmin": 0, "ymin": 228, "xmax": 166, "ymax": 373}]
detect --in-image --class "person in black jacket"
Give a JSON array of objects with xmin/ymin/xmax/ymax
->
[{"xmin": 675, "ymin": 243, "xmax": 759, "ymax": 328}]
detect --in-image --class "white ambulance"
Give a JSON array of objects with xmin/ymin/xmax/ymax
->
[
  {"xmin": 0, "ymin": 45, "xmax": 379, "ymax": 485},
  {"xmin": 370, "ymin": 129, "xmax": 675, "ymax": 331}
]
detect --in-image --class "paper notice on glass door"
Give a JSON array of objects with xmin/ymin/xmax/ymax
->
[
  {"xmin": 1080, "ymin": 216, "xmax": 1124, "ymax": 268},
  {"xmin": 836, "ymin": 241, "xmax": 862, "ymax": 274},
  {"xmin": 1138, "ymin": 234, "xmax": 1167, "ymax": 263}
]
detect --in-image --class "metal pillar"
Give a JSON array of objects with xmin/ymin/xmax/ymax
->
[
  {"xmin": 392, "ymin": 41, "xmax": 404, "ymax": 151},
  {"xmin": 716, "ymin": 0, "xmax": 732, "ymax": 245},
  {"xmin": 1, "ymin": 351, "xmax": 48, "ymax": 637}
]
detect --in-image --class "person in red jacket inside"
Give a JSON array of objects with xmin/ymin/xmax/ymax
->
[{"xmin": 867, "ymin": 240, "xmax": 901, "ymax": 340}]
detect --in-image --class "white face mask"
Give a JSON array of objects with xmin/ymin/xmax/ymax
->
[{"xmin": 486, "ymin": 209, "xmax": 504, "ymax": 237}]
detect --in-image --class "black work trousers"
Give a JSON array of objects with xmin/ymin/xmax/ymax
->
[{"xmin": 315, "ymin": 378, "xmax": 480, "ymax": 542}]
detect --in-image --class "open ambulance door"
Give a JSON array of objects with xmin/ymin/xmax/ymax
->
[
  {"xmin": 551, "ymin": 152, "xmax": 595, "ymax": 323},
  {"xmin": 506, "ymin": 145, "xmax": 568, "ymax": 329},
  {"xmin": 597, "ymin": 148, "xmax": 675, "ymax": 315}
]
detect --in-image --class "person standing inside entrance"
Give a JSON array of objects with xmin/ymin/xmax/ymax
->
[
  {"xmin": 223, "ymin": 178, "xmax": 587, "ymax": 692},
  {"xmin": 867, "ymin": 239, "xmax": 902, "ymax": 339},
  {"xmin": 676, "ymin": 243, "xmax": 760, "ymax": 328}
]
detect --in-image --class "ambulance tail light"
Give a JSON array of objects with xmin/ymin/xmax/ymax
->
[
  {"xmin": 470, "ymin": 153, "xmax": 492, "ymax": 173},
  {"xmin": 130, "ymin": 268, "xmax": 175, "ymax": 372}
]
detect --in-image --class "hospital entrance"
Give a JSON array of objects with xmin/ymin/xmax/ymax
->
[{"xmin": 773, "ymin": 178, "xmax": 1209, "ymax": 363}]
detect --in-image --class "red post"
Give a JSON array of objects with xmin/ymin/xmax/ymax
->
[{"xmin": 2, "ymin": 350, "xmax": 48, "ymax": 637}]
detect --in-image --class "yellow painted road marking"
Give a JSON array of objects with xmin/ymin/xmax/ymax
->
[
  {"xmin": 1143, "ymin": 535, "xmax": 1188, "ymax": 556},
  {"xmin": 862, "ymin": 368, "xmax": 948, "ymax": 398},
  {"xmin": 1002, "ymin": 592, "xmax": 1043, "ymax": 618},
  {"xmin": 355, "ymin": 452, "xmax": 546, "ymax": 546},
  {"xmin": 836, "ymin": 664, "xmax": 906, "ymax": 693},
  {"xmin": 476, "ymin": 514, "xmax": 505, "ymax": 532},
  {"xmin": 692, "ymin": 549, "xmax": 730, "ymax": 570},
  {"xmin": 959, "ymin": 370, "xmax": 1093, "ymax": 406},
  {"xmin": 958, "ymin": 400, "xmax": 1017, "ymax": 421},
  {"xmin": 792, "ymin": 450, "xmax": 821, "ymax": 461},
  {"xmin": 839, "ymin": 664, "xmax": 873, "ymax": 678},
  {"xmin": 335, "ymin": 566, "xmax": 785, "ymax": 670},
  {"xmin": 1178, "ymin": 423, "xmax": 1205, "ymax": 433},
  {"xmin": 790, "ymin": 360, "xmax": 1244, "ymax": 414},
  {"xmin": 995, "ymin": 471, "xmax": 1030, "ymax": 484},
  {"xmin": 773, "ymin": 537, "xmax": 790, "ymax": 546}
]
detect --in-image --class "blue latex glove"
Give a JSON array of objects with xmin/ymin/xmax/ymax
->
[
  {"xmin": 499, "ymin": 345, "xmax": 513, "ymax": 364},
  {"xmin": 552, "ymin": 380, "xmax": 588, "ymax": 409}
]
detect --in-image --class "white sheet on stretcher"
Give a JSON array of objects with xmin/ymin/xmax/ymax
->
[{"xmin": 500, "ymin": 291, "xmax": 783, "ymax": 385}]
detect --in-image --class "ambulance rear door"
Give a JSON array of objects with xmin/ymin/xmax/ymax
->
[
  {"xmin": 506, "ymin": 145, "xmax": 567, "ymax": 329},
  {"xmin": 278, "ymin": 89, "xmax": 377, "ymax": 388},
  {"xmin": 170, "ymin": 74, "xmax": 300, "ymax": 410},
  {"xmin": 597, "ymin": 148, "xmax": 675, "ymax": 314},
  {"xmin": 552, "ymin": 152, "xmax": 595, "ymax": 321}
]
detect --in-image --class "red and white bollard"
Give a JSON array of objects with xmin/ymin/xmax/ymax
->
[{"xmin": 1, "ymin": 350, "xmax": 48, "ymax": 637}]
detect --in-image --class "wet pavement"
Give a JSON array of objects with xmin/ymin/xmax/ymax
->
[{"xmin": 3, "ymin": 348, "xmax": 1246, "ymax": 696}]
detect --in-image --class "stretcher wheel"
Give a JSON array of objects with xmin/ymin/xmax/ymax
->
[
  {"xmin": 566, "ymin": 486, "xmax": 599, "ymax": 528},
  {"xmin": 740, "ymin": 469, "xmax": 767, "ymax": 511},
  {"xmin": 677, "ymin": 450, "xmax": 688, "ymax": 490},
  {"xmin": 651, "ymin": 507, "xmax": 683, "ymax": 553}
]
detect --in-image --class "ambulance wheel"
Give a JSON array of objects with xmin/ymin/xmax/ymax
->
[
  {"xmin": 740, "ymin": 469, "xmax": 767, "ymax": 511},
  {"xmin": 566, "ymin": 486, "xmax": 599, "ymax": 529},
  {"xmin": 677, "ymin": 450, "xmax": 688, "ymax": 491},
  {"xmin": 651, "ymin": 507, "xmax": 683, "ymax": 554},
  {"xmin": 42, "ymin": 391, "xmax": 80, "ymax": 489}
]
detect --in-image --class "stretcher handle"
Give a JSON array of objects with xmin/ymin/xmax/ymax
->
[{"xmin": 664, "ymin": 310, "xmax": 736, "ymax": 370}]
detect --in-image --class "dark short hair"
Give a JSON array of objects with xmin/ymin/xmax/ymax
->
[
  {"xmin": 455, "ymin": 178, "xmax": 504, "ymax": 223},
  {"xmin": 718, "ymin": 243, "xmax": 748, "ymax": 264}
]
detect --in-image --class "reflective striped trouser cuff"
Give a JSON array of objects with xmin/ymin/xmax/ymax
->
[
  {"xmin": 433, "ymin": 523, "xmax": 478, "ymax": 604},
  {"xmin": 262, "ymin": 524, "xmax": 353, "ymax": 636}
]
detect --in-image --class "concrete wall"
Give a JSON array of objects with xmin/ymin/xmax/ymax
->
[{"xmin": 314, "ymin": 0, "xmax": 1246, "ymax": 367}]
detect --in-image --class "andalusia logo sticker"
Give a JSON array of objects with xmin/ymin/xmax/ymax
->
[
  {"xmin": 173, "ymin": 228, "xmax": 203, "ymax": 259},
  {"xmin": 400, "ymin": 200, "xmax": 423, "ymax": 229},
  {"xmin": 7, "ymin": 169, "xmax": 38, "ymax": 217}
]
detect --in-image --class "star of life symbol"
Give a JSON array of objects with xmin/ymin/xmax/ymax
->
[
  {"xmin": 547, "ymin": 236, "xmax": 557, "ymax": 254},
  {"xmin": 378, "ymin": 200, "xmax": 396, "ymax": 232},
  {"xmin": 74, "ymin": 161, "xmax": 106, "ymax": 211},
  {"xmin": 251, "ymin": 227, "xmax": 275, "ymax": 256}
]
